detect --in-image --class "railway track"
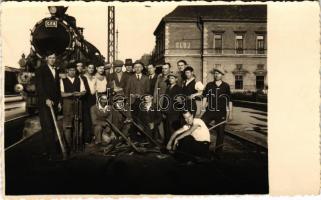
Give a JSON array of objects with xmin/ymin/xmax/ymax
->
[
  {"xmin": 4, "ymin": 118, "xmax": 266, "ymax": 154},
  {"xmin": 5, "ymin": 95, "xmax": 24, "ymax": 104},
  {"xmin": 4, "ymin": 112, "xmax": 35, "ymax": 149}
]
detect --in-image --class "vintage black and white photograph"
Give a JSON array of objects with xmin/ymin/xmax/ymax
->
[{"xmin": 3, "ymin": 2, "xmax": 268, "ymax": 195}]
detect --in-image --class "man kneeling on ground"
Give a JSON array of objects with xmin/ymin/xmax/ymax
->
[
  {"xmin": 166, "ymin": 110, "xmax": 210, "ymax": 160},
  {"xmin": 90, "ymin": 94, "xmax": 116, "ymax": 145}
]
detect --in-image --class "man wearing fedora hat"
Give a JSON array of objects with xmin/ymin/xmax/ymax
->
[
  {"xmin": 124, "ymin": 58, "xmax": 134, "ymax": 75},
  {"xmin": 200, "ymin": 65, "xmax": 233, "ymax": 153}
]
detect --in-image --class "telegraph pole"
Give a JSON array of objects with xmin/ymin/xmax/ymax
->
[{"xmin": 107, "ymin": 6, "xmax": 115, "ymax": 63}]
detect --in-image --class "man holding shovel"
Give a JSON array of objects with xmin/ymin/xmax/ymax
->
[
  {"xmin": 35, "ymin": 52, "xmax": 62, "ymax": 161},
  {"xmin": 200, "ymin": 65, "xmax": 233, "ymax": 153}
]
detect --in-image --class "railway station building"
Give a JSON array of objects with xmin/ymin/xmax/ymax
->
[{"xmin": 151, "ymin": 5, "xmax": 267, "ymax": 92}]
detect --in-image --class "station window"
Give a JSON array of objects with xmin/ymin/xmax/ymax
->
[
  {"xmin": 256, "ymin": 35, "xmax": 265, "ymax": 54},
  {"xmin": 236, "ymin": 64, "xmax": 243, "ymax": 70},
  {"xmin": 214, "ymin": 34, "xmax": 222, "ymax": 54},
  {"xmin": 235, "ymin": 75, "xmax": 243, "ymax": 90},
  {"xmin": 256, "ymin": 76, "xmax": 265, "ymax": 90},
  {"xmin": 257, "ymin": 64, "xmax": 264, "ymax": 70},
  {"xmin": 235, "ymin": 35, "xmax": 244, "ymax": 54}
]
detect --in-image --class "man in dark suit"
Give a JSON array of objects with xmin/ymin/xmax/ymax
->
[
  {"xmin": 125, "ymin": 61, "xmax": 150, "ymax": 115},
  {"xmin": 35, "ymin": 52, "xmax": 62, "ymax": 160},
  {"xmin": 147, "ymin": 64, "xmax": 158, "ymax": 95}
]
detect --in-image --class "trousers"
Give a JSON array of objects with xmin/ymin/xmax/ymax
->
[
  {"xmin": 201, "ymin": 111, "xmax": 226, "ymax": 153},
  {"xmin": 38, "ymin": 104, "xmax": 59, "ymax": 156}
]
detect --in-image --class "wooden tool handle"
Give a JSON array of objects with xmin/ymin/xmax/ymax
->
[{"xmin": 49, "ymin": 104, "xmax": 67, "ymax": 160}]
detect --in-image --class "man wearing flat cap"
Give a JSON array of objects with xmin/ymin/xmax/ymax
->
[
  {"xmin": 163, "ymin": 71, "xmax": 184, "ymax": 143},
  {"xmin": 200, "ymin": 65, "xmax": 233, "ymax": 153},
  {"xmin": 60, "ymin": 62, "xmax": 86, "ymax": 152},
  {"xmin": 108, "ymin": 60, "xmax": 129, "ymax": 96}
]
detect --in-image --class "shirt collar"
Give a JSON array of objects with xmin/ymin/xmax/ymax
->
[
  {"xmin": 145, "ymin": 102, "xmax": 152, "ymax": 111},
  {"xmin": 48, "ymin": 65, "xmax": 55, "ymax": 70},
  {"xmin": 170, "ymin": 83, "xmax": 176, "ymax": 88},
  {"xmin": 214, "ymin": 80, "xmax": 223, "ymax": 87},
  {"xmin": 67, "ymin": 76, "xmax": 75, "ymax": 83},
  {"xmin": 185, "ymin": 77, "xmax": 195, "ymax": 85},
  {"xmin": 98, "ymin": 103, "xmax": 108, "ymax": 112}
]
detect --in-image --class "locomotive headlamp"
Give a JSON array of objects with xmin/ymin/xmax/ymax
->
[
  {"xmin": 14, "ymin": 84, "xmax": 24, "ymax": 93},
  {"xmin": 48, "ymin": 6, "xmax": 57, "ymax": 15}
]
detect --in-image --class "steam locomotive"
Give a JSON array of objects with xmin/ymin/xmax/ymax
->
[{"xmin": 16, "ymin": 6, "xmax": 105, "ymax": 113}]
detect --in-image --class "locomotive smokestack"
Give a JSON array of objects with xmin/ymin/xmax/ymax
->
[{"xmin": 48, "ymin": 6, "xmax": 68, "ymax": 17}]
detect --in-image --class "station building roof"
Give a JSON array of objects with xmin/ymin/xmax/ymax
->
[{"xmin": 154, "ymin": 5, "xmax": 267, "ymax": 35}]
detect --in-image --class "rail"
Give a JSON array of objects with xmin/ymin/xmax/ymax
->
[
  {"xmin": 233, "ymin": 100, "xmax": 267, "ymax": 106},
  {"xmin": 5, "ymin": 95, "xmax": 24, "ymax": 103},
  {"xmin": 5, "ymin": 131, "xmax": 40, "ymax": 152},
  {"xmin": 225, "ymin": 129, "xmax": 267, "ymax": 150},
  {"xmin": 5, "ymin": 114, "xmax": 30, "ymax": 123}
]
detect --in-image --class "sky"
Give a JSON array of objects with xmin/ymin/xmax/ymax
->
[{"xmin": 1, "ymin": 2, "xmax": 176, "ymax": 68}]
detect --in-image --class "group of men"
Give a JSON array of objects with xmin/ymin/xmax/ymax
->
[{"xmin": 35, "ymin": 51, "xmax": 232, "ymax": 161}]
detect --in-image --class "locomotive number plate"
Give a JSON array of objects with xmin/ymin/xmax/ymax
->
[{"xmin": 45, "ymin": 20, "xmax": 57, "ymax": 28}]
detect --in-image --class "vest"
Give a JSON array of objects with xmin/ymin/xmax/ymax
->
[{"xmin": 63, "ymin": 77, "xmax": 81, "ymax": 99}]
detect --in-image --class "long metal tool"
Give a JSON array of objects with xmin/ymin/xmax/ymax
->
[{"xmin": 49, "ymin": 104, "xmax": 68, "ymax": 160}]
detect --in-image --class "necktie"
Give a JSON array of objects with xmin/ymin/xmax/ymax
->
[
  {"xmin": 149, "ymin": 75, "xmax": 152, "ymax": 80},
  {"xmin": 137, "ymin": 74, "xmax": 140, "ymax": 80}
]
